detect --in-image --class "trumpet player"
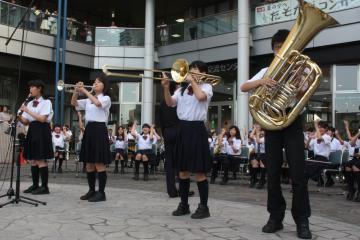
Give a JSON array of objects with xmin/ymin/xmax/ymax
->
[
  {"xmin": 71, "ymin": 76, "xmax": 111, "ymax": 202},
  {"xmin": 241, "ymin": 30, "xmax": 312, "ymax": 239}
]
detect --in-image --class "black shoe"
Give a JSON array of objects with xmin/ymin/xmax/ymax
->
[
  {"xmin": 113, "ymin": 168, "xmax": 119, "ymax": 174},
  {"xmin": 172, "ymin": 202, "xmax": 190, "ymax": 216},
  {"xmin": 257, "ymin": 181, "xmax": 266, "ymax": 189},
  {"xmin": 88, "ymin": 191, "xmax": 106, "ymax": 202},
  {"xmin": 249, "ymin": 179, "xmax": 257, "ymax": 188},
  {"xmin": 325, "ymin": 179, "xmax": 335, "ymax": 187},
  {"xmin": 262, "ymin": 219, "xmax": 284, "ymax": 233},
  {"xmin": 133, "ymin": 174, "xmax": 139, "ymax": 181},
  {"xmin": 31, "ymin": 186, "xmax": 50, "ymax": 195},
  {"xmin": 80, "ymin": 190, "xmax": 96, "ymax": 200},
  {"xmin": 188, "ymin": 190, "xmax": 195, "ymax": 197},
  {"xmin": 210, "ymin": 177, "xmax": 216, "ymax": 184},
  {"xmin": 23, "ymin": 185, "xmax": 39, "ymax": 194},
  {"xmin": 144, "ymin": 174, "xmax": 149, "ymax": 181},
  {"xmin": 58, "ymin": 167, "xmax": 63, "ymax": 173},
  {"xmin": 232, "ymin": 173, "xmax": 237, "ymax": 180},
  {"xmin": 296, "ymin": 221, "xmax": 312, "ymax": 239},
  {"xmin": 168, "ymin": 192, "xmax": 179, "ymax": 198},
  {"xmin": 346, "ymin": 191, "xmax": 355, "ymax": 201},
  {"xmin": 191, "ymin": 204, "xmax": 210, "ymax": 219},
  {"xmin": 120, "ymin": 168, "xmax": 125, "ymax": 174},
  {"xmin": 353, "ymin": 192, "xmax": 360, "ymax": 202},
  {"xmin": 219, "ymin": 178, "xmax": 228, "ymax": 185}
]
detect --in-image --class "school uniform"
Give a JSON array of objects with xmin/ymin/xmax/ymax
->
[
  {"xmin": 22, "ymin": 96, "xmax": 53, "ymax": 194},
  {"xmin": 330, "ymin": 137, "xmax": 342, "ymax": 152},
  {"xmin": 246, "ymin": 68, "xmax": 311, "ymax": 223},
  {"xmin": 210, "ymin": 137, "xmax": 227, "ymax": 183},
  {"xmin": 305, "ymin": 134, "xmax": 331, "ymax": 181},
  {"xmin": 220, "ymin": 137, "xmax": 241, "ymax": 184},
  {"xmin": 172, "ymin": 83, "xmax": 213, "ymax": 173},
  {"xmin": 76, "ymin": 93, "xmax": 111, "ymax": 202},
  {"xmin": 170, "ymin": 82, "xmax": 213, "ymax": 219},
  {"xmin": 345, "ymin": 138, "xmax": 360, "ymax": 168},
  {"xmin": 52, "ymin": 132, "xmax": 66, "ymax": 172},
  {"xmin": 345, "ymin": 138, "xmax": 360, "ymax": 201},
  {"xmin": 114, "ymin": 135, "xmax": 127, "ymax": 174},
  {"xmin": 76, "ymin": 94, "xmax": 111, "ymax": 164}
]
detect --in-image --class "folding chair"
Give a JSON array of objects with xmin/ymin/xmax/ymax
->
[{"xmin": 321, "ymin": 150, "xmax": 342, "ymax": 193}]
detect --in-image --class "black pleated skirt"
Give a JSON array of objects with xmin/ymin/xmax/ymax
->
[
  {"xmin": 174, "ymin": 120, "xmax": 211, "ymax": 173},
  {"xmin": 80, "ymin": 122, "xmax": 111, "ymax": 164},
  {"xmin": 23, "ymin": 121, "xmax": 53, "ymax": 160}
]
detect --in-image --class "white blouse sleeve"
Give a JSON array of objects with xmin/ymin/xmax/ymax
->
[
  {"xmin": 76, "ymin": 99, "xmax": 87, "ymax": 111},
  {"xmin": 247, "ymin": 68, "xmax": 268, "ymax": 83},
  {"xmin": 99, "ymin": 96, "xmax": 111, "ymax": 109},
  {"xmin": 39, "ymin": 100, "xmax": 52, "ymax": 116},
  {"xmin": 201, "ymin": 84, "xmax": 213, "ymax": 100}
]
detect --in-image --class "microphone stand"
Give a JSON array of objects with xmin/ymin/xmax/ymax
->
[{"xmin": 0, "ymin": 0, "xmax": 46, "ymax": 208}]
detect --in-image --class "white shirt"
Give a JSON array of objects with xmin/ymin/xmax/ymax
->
[
  {"xmin": 309, "ymin": 134, "xmax": 331, "ymax": 159},
  {"xmin": 255, "ymin": 137, "xmax": 265, "ymax": 154},
  {"xmin": 115, "ymin": 136, "xmax": 127, "ymax": 149},
  {"xmin": 65, "ymin": 130, "xmax": 72, "ymax": 141},
  {"xmin": 171, "ymin": 83, "xmax": 213, "ymax": 121},
  {"xmin": 76, "ymin": 94, "xmax": 111, "ymax": 123},
  {"xmin": 225, "ymin": 137, "xmax": 242, "ymax": 156},
  {"xmin": 22, "ymin": 97, "xmax": 53, "ymax": 123},
  {"xmin": 135, "ymin": 133, "xmax": 157, "ymax": 150},
  {"xmin": 330, "ymin": 138, "xmax": 342, "ymax": 152},
  {"xmin": 343, "ymin": 141, "xmax": 355, "ymax": 157},
  {"xmin": 247, "ymin": 68, "xmax": 268, "ymax": 83},
  {"xmin": 52, "ymin": 132, "xmax": 65, "ymax": 148},
  {"xmin": 219, "ymin": 137, "xmax": 227, "ymax": 154}
]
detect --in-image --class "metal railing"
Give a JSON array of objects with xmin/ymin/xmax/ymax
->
[{"xmin": 0, "ymin": 0, "xmax": 95, "ymax": 44}]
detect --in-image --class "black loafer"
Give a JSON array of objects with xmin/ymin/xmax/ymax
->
[
  {"xmin": 346, "ymin": 191, "xmax": 355, "ymax": 201},
  {"xmin": 80, "ymin": 190, "xmax": 96, "ymax": 200},
  {"xmin": 23, "ymin": 185, "xmax": 39, "ymax": 194},
  {"xmin": 262, "ymin": 219, "xmax": 284, "ymax": 233},
  {"xmin": 296, "ymin": 221, "xmax": 312, "ymax": 239},
  {"xmin": 31, "ymin": 186, "xmax": 50, "ymax": 195},
  {"xmin": 172, "ymin": 202, "xmax": 190, "ymax": 216},
  {"xmin": 191, "ymin": 204, "xmax": 210, "ymax": 219},
  {"xmin": 133, "ymin": 174, "xmax": 139, "ymax": 181},
  {"xmin": 88, "ymin": 192, "xmax": 106, "ymax": 202}
]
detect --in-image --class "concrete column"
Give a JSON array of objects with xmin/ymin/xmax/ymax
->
[
  {"xmin": 141, "ymin": 0, "xmax": 155, "ymax": 125},
  {"xmin": 236, "ymin": 0, "xmax": 250, "ymax": 131}
]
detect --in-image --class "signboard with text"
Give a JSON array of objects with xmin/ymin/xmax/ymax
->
[{"xmin": 255, "ymin": 0, "xmax": 360, "ymax": 26}]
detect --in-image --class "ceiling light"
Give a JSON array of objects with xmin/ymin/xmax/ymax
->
[
  {"xmin": 227, "ymin": 87, "xmax": 231, "ymax": 90},
  {"xmin": 171, "ymin": 34, "xmax": 181, "ymax": 38},
  {"xmin": 323, "ymin": 80, "xmax": 328, "ymax": 83},
  {"xmin": 176, "ymin": 18, "xmax": 184, "ymax": 23}
]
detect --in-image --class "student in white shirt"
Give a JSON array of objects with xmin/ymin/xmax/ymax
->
[
  {"xmin": 210, "ymin": 128, "xmax": 228, "ymax": 184},
  {"xmin": 63, "ymin": 124, "xmax": 72, "ymax": 162},
  {"xmin": 71, "ymin": 76, "xmax": 111, "ymax": 202},
  {"xmin": 343, "ymin": 119, "xmax": 360, "ymax": 202},
  {"xmin": 240, "ymin": 30, "xmax": 311, "ymax": 238},
  {"xmin": 19, "ymin": 80, "xmax": 53, "ymax": 195},
  {"xmin": 52, "ymin": 124, "xmax": 66, "ymax": 173},
  {"xmin": 126, "ymin": 122, "xmax": 136, "ymax": 168},
  {"xmin": 131, "ymin": 123, "xmax": 157, "ymax": 181},
  {"xmin": 250, "ymin": 125, "xmax": 267, "ymax": 189},
  {"xmin": 114, "ymin": 126, "xmax": 127, "ymax": 174},
  {"xmin": 220, "ymin": 126, "xmax": 241, "ymax": 185},
  {"xmin": 162, "ymin": 60, "xmax": 213, "ymax": 219}
]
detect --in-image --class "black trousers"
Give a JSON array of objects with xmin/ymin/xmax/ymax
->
[
  {"xmin": 163, "ymin": 126, "xmax": 178, "ymax": 196},
  {"xmin": 265, "ymin": 114, "xmax": 311, "ymax": 222}
]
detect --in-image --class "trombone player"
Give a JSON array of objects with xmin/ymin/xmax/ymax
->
[{"xmin": 241, "ymin": 30, "xmax": 312, "ymax": 239}]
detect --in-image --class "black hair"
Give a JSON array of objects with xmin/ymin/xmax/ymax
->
[
  {"xmin": 28, "ymin": 79, "xmax": 45, "ymax": 95},
  {"xmin": 306, "ymin": 127, "xmax": 315, "ymax": 132},
  {"xmin": 53, "ymin": 124, "xmax": 61, "ymax": 129},
  {"xmin": 116, "ymin": 126, "xmax": 125, "ymax": 139},
  {"xmin": 229, "ymin": 125, "xmax": 241, "ymax": 140},
  {"xmin": 180, "ymin": 60, "xmax": 208, "ymax": 96},
  {"xmin": 328, "ymin": 127, "xmax": 335, "ymax": 133},
  {"xmin": 271, "ymin": 29, "xmax": 290, "ymax": 50},
  {"xmin": 142, "ymin": 123, "xmax": 151, "ymax": 129},
  {"xmin": 318, "ymin": 121, "xmax": 329, "ymax": 129},
  {"xmin": 95, "ymin": 75, "xmax": 110, "ymax": 96}
]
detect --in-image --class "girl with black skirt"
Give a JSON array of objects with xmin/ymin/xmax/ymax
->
[
  {"xmin": 131, "ymin": 123, "xmax": 157, "ymax": 181},
  {"xmin": 162, "ymin": 60, "xmax": 213, "ymax": 219},
  {"xmin": 71, "ymin": 76, "xmax": 111, "ymax": 202},
  {"xmin": 114, "ymin": 126, "xmax": 127, "ymax": 174},
  {"xmin": 20, "ymin": 80, "xmax": 53, "ymax": 195},
  {"xmin": 210, "ymin": 128, "xmax": 229, "ymax": 184}
]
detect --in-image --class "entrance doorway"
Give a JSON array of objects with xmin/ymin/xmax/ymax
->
[{"xmin": 208, "ymin": 101, "xmax": 233, "ymax": 133}]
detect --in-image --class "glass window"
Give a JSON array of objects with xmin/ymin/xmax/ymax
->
[
  {"xmin": 335, "ymin": 93, "xmax": 360, "ymax": 136},
  {"xmin": 336, "ymin": 65, "xmax": 358, "ymax": 91},
  {"xmin": 121, "ymin": 82, "xmax": 139, "ymax": 103},
  {"xmin": 307, "ymin": 94, "xmax": 332, "ymax": 126},
  {"xmin": 317, "ymin": 66, "xmax": 331, "ymax": 92},
  {"xmin": 109, "ymin": 82, "xmax": 119, "ymax": 102},
  {"xmin": 119, "ymin": 104, "xmax": 141, "ymax": 126}
]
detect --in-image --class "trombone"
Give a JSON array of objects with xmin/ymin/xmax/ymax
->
[
  {"xmin": 102, "ymin": 59, "xmax": 221, "ymax": 86},
  {"xmin": 57, "ymin": 80, "xmax": 93, "ymax": 93}
]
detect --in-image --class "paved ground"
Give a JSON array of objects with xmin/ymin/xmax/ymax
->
[{"xmin": 0, "ymin": 162, "xmax": 359, "ymax": 240}]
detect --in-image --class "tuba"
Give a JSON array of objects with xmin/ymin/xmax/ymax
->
[{"xmin": 248, "ymin": 0, "xmax": 338, "ymax": 130}]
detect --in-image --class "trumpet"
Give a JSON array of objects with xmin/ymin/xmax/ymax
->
[
  {"xmin": 102, "ymin": 59, "xmax": 221, "ymax": 86},
  {"xmin": 57, "ymin": 80, "xmax": 93, "ymax": 93}
]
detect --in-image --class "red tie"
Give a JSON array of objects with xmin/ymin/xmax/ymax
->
[
  {"xmin": 32, "ymin": 100, "xmax": 39, "ymax": 107},
  {"xmin": 187, "ymin": 86, "xmax": 193, "ymax": 96}
]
